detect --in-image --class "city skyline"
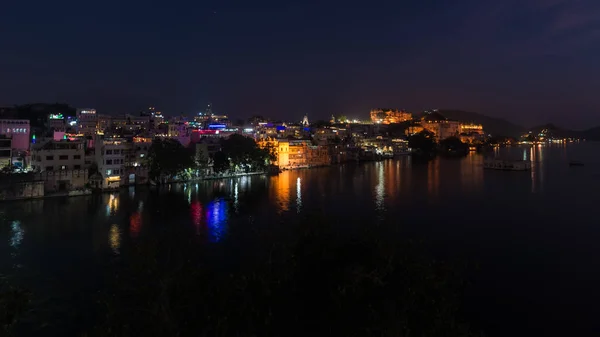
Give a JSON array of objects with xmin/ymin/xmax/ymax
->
[{"xmin": 3, "ymin": 1, "xmax": 600, "ymax": 129}]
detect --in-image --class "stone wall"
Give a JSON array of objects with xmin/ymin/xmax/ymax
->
[
  {"xmin": 0, "ymin": 180, "xmax": 44, "ymax": 201},
  {"xmin": 34, "ymin": 169, "xmax": 89, "ymax": 193}
]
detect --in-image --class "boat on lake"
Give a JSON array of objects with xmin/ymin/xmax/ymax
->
[
  {"xmin": 484, "ymin": 158, "xmax": 531, "ymax": 171},
  {"xmin": 68, "ymin": 189, "xmax": 92, "ymax": 197},
  {"xmin": 569, "ymin": 161, "xmax": 584, "ymax": 167}
]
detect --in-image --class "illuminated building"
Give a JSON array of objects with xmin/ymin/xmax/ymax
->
[
  {"xmin": 302, "ymin": 115, "xmax": 309, "ymax": 127},
  {"xmin": 313, "ymin": 126, "xmax": 347, "ymax": 145},
  {"xmin": 48, "ymin": 113, "xmax": 66, "ymax": 130},
  {"xmin": 259, "ymin": 138, "xmax": 330, "ymax": 168},
  {"xmin": 109, "ymin": 114, "xmax": 151, "ymax": 132},
  {"xmin": 460, "ymin": 123, "xmax": 484, "ymax": 135},
  {"xmin": 95, "ymin": 137, "xmax": 129, "ymax": 189},
  {"xmin": 420, "ymin": 111, "xmax": 460, "ymax": 141},
  {"xmin": 194, "ymin": 104, "xmax": 230, "ymax": 128},
  {"xmin": 458, "ymin": 123, "xmax": 485, "ymax": 144},
  {"xmin": 370, "ymin": 109, "xmax": 412, "ymax": 124},
  {"xmin": 405, "ymin": 124, "xmax": 424, "ymax": 136},
  {"xmin": 76, "ymin": 108, "xmax": 98, "ymax": 135},
  {"xmin": 0, "ymin": 119, "xmax": 30, "ymax": 152}
]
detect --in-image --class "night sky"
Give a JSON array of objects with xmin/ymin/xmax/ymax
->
[{"xmin": 2, "ymin": 0, "xmax": 600, "ymax": 128}]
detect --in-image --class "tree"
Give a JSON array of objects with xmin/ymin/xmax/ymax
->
[
  {"xmin": 147, "ymin": 138, "xmax": 195, "ymax": 180},
  {"xmin": 221, "ymin": 134, "xmax": 270, "ymax": 172},
  {"xmin": 336, "ymin": 115, "xmax": 348, "ymax": 123},
  {"xmin": 439, "ymin": 136, "xmax": 468, "ymax": 155},
  {"xmin": 408, "ymin": 130, "xmax": 436, "ymax": 155},
  {"xmin": 212, "ymin": 151, "xmax": 230, "ymax": 174}
]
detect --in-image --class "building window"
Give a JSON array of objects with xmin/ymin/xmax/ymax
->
[
  {"xmin": 46, "ymin": 166, "xmax": 53, "ymax": 171},
  {"xmin": 114, "ymin": 169, "xmax": 120, "ymax": 175},
  {"xmin": 74, "ymin": 165, "xmax": 81, "ymax": 169},
  {"xmin": 46, "ymin": 155, "xmax": 54, "ymax": 160},
  {"xmin": 106, "ymin": 169, "xmax": 112, "ymax": 176},
  {"xmin": 60, "ymin": 165, "xmax": 66, "ymax": 170},
  {"xmin": 59, "ymin": 155, "xmax": 68, "ymax": 160},
  {"xmin": 106, "ymin": 150, "xmax": 112, "ymax": 155},
  {"xmin": 106, "ymin": 159, "xmax": 113, "ymax": 165},
  {"xmin": 74, "ymin": 155, "xmax": 81, "ymax": 159}
]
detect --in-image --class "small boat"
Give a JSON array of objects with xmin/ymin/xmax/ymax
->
[
  {"xmin": 569, "ymin": 161, "xmax": 584, "ymax": 167},
  {"xmin": 484, "ymin": 158, "xmax": 531, "ymax": 171},
  {"xmin": 68, "ymin": 189, "xmax": 92, "ymax": 197}
]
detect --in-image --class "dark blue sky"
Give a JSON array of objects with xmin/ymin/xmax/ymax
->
[{"xmin": 2, "ymin": 0, "xmax": 600, "ymax": 128}]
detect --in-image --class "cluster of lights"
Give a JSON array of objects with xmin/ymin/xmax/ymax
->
[{"xmin": 6, "ymin": 128, "xmax": 27, "ymax": 133}]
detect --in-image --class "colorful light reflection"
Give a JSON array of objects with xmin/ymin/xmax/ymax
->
[
  {"xmin": 206, "ymin": 199, "xmax": 228, "ymax": 242},
  {"xmin": 129, "ymin": 212, "xmax": 142, "ymax": 238},
  {"xmin": 190, "ymin": 200, "xmax": 203, "ymax": 235}
]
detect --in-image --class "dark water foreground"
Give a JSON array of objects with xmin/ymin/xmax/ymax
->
[{"xmin": 1, "ymin": 142, "xmax": 600, "ymax": 336}]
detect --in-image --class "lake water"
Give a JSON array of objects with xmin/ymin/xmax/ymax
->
[{"xmin": 1, "ymin": 142, "xmax": 599, "ymax": 336}]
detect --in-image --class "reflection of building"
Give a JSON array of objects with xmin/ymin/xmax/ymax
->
[
  {"xmin": 421, "ymin": 112, "xmax": 460, "ymax": 141},
  {"xmin": 273, "ymin": 170, "xmax": 291, "ymax": 212},
  {"xmin": 370, "ymin": 109, "xmax": 412, "ymax": 124}
]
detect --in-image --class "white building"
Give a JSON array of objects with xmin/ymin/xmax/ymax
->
[
  {"xmin": 31, "ymin": 140, "xmax": 86, "ymax": 172},
  {"xmin": 95, "ymin": 137, "xmax": 129, "ymax": 188}
]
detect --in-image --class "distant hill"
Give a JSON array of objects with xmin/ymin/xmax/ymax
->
[
  {"xmin": 582, "ymin": 126, "xmax": 600, "ymax": 140},
  {"xmin": 528, "ymin": 123, "xmax": 600, "ymax": 141},
  {"xmin": 437, "ymin": 110, "xmax": 525, "ymax": 137},
  {"xmin": 528, "ymin": 123, "xmax": 578, "ymax": 139}
]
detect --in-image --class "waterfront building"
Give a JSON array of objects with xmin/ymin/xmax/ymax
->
[
  {"xmin": 128, "ymin": 137, "xmax": 152, "ymax": 168},
  {"xmin": 0, "ymin": 136, "xmax": 12, "ymax": 168},
  {"xmin": 95, "ymin": 137, "xmax": 128, "ymax": 189},
  {"xmin": 370, "ymin": 109, "xmax": 412, "ymax": 124},
  {"xmin": 76, "ymin": 108, "xmax": 98, "ymax": 135},
  {"xmin": 0, "ymin": 119, "xmax": 30, "ymax": 152},
  {"xmin": 405, "ymin": 124, "xmax": 425, "ymax": 136},
  {"xmin": 420, "ymin": 111, "xmax": 460, "ymax": 141},
  {"xmin": 31, "ymin": 140, "xmax": 86, "ymax": 172},
  {"xmin": 460, "ymin": 123, "xmax": 484, "ymax": 135},
  {"xmin": 260, "ymin": 138, "xmax": 330, "ymax": 169},
  {"xmin": 458, "ymin": 123, "xmax": 485, "ymax": 144}
]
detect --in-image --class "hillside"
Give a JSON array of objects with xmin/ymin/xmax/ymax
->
[
  {"xmin": 528, "ymin": 123, "xmax": 600, "ymax": 141},
  {"xmin": 582, "ymin": 126, "xmax": 600, "ymax": 140},
  {"xmin": 437, "ymin": 110, "xmax": 525, "ymax": 137}
]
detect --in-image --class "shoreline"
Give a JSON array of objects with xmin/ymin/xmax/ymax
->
[{"xmin": 1, "ymin": 157, "xmax": 406, "ymax": 202}]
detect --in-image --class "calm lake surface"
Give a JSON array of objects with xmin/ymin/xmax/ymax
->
[{"xmin": 1, "ymin": 142, "xmax": 599, "ymax": 336}]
